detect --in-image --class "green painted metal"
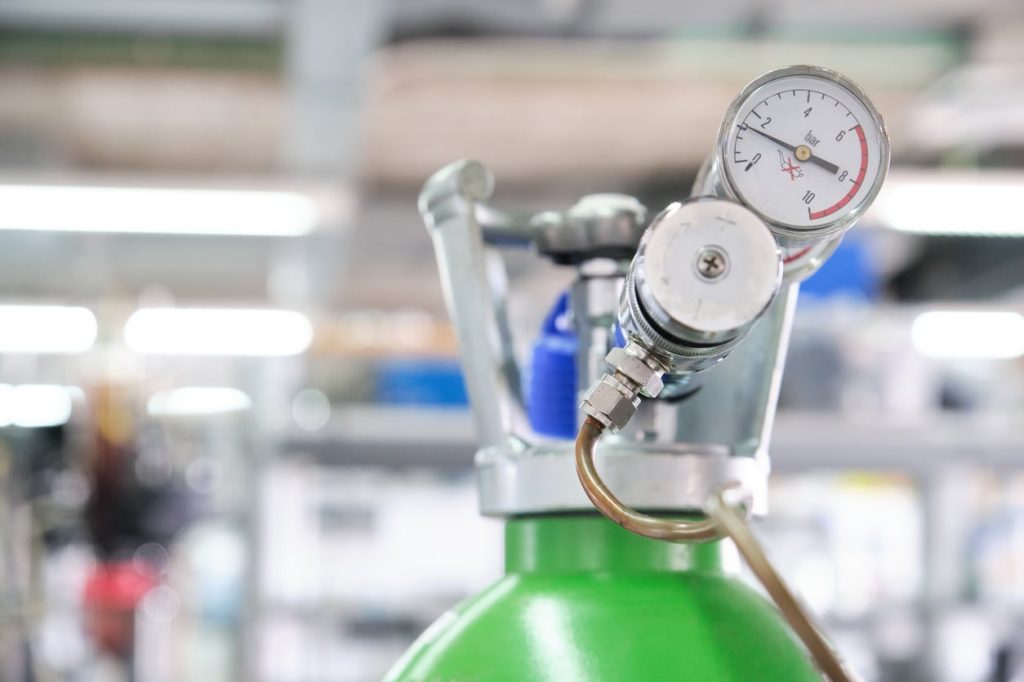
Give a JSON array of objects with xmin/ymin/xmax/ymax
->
[{"xmin": 386, "ymin": 515, "xmax": 820, "ymax": 681}]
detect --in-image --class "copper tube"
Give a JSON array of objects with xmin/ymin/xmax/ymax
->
[
  {"xmin": 707, "ymin": 491, "xmax": 861, "ymax": 682},
  {"xmin": 574, "ymin": 416, "xmax": 723, "ymax": 543}
]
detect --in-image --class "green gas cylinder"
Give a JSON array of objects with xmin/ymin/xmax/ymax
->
[{"xmin": 385, "ymin": 515, "xmax": 820, "ymax": 681}]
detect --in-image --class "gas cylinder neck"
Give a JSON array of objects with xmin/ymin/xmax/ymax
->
[{"xmin": 504, "ymin": 516, "xmax": 722, "ymax": 575}]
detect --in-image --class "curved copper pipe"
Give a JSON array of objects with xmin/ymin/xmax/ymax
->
[
  {"xmin": 574, "ymin": 416, "xmax": 722, "ymax": 543},
  {"xmin": 707, "ymin": 491, "xmax": 860, "ymax": 682}
]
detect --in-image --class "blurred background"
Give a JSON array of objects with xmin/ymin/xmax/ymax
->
[{"xmin": 0, "ymin": 1, "xmax": 1023, "ymax": 681}]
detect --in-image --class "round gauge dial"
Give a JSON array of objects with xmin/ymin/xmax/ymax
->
[{"xmin": 717, "ymin": 66, "xmax": 889, "ymax": 242}]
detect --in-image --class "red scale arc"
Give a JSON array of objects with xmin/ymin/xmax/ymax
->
[
  {"xmin": 809, "ymin": 125, "xmax": 867, "ymax": 220},
  {"xmin": 783, "ymin": 246, "xmax": 812, "ymax": 264}
]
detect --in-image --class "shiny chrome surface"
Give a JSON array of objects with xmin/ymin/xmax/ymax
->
[
  {"xmin": 419, "ymin": 160, "xmax": 787, "ymax": 516},
  {"xmin": 421, "ymin": 67, "xmax": 876, "ymax": 517},
  {"xmin": 663, "ymin": 282, "xmax": 799, "ymax": 459},
  {"xmin": 418, "ymin": 160, "xmax": 528, "ymax": 447},
  {"xmin": 571, "ymin": 258, "xmax": 627, "ymax": 413},
  {"xmin": 620, "ymin": 198, "xmax": 782, "ymax": 370},
  {"xmin": 476, "ymin": 437, "xmax": 766, "ymax": 517},
  {"xmin": 693, "ymin": 155, "xmax": 847, "ymax": 281},
  {"xmin": 532, "ymin": 193, "xmax": 647, "ymax": 262}
]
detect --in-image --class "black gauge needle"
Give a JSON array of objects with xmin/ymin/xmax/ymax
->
[{"xmin": 739, "ymin": 124, "xmax": 839, "ymax": 175}]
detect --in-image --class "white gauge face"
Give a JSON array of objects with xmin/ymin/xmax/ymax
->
[{"xmin": 719, "ymin": 68, "xmax": 888, "ymax": 237}]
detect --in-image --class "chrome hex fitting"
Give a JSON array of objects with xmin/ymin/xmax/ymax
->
[
  {"xmin": 581, "ymin": 340, "xmax": 670, "ymax": 431},
  {"xmin": 580, "ymin": 374, "xmax": 640, "ymax": 430},
  {"xmin": 605, "ymin": 344, "xmax": 666, "ymax": 398}
]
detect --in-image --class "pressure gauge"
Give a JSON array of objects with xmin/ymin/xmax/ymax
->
[{"xmin": 717, "ymin": 65, "xmax": 890, "ymax": 244}]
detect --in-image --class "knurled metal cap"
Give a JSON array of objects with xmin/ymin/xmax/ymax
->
[{"xmin": 532, "ymin": 194, "xmax": 647, "ymax": 264}]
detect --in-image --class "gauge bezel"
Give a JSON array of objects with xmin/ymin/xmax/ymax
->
[{"xmin": 715, "ymin": 65, "xmax": 891, "ymax": 243}]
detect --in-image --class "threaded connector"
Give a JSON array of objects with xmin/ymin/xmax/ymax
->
[{"xmin": 580, "ymin": 340, "xmax": 669, "ymax": 431}]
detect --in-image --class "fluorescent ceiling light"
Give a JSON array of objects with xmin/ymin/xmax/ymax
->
[
  {"xmin": 148, "ymin": 387, "xmax": 252, "ymax": 417},
  {"xmin": 0, "ymin": 305, "xmax": 97, "ymax": 353},
  {"xmin": 0, "ymin": 185, "xmax": 319, "ymax": 236},
  {"xmin": 911, "ymin": 311, "xmax": 1024, "ymax": 359},
  {"xmin": 124, "ymin": 308, "xmax": 313, "ymax": 356},
  {"xmin": 0, "ymin": 384, "xmax": 76, "ymax": 428},
  {"xmin": 874, "ymin": 175, "xmax": 1024, "ymax": 236}
]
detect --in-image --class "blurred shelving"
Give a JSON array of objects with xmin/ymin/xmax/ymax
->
[
  {"xmin": 281, "ymin": 406, "xmax": 475, "ymax": 469},
  {"xmin": 772, "ymin": 412, "xmax": 1024, "ymax": 474},
  {"xmin": 280, "ymin": 406, "xmax": 1024, "ymax": 474}
]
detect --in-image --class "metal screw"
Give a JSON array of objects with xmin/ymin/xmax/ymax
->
[{"xmin": 695, "ymin": 246, "xmax": 729, "ymax": 280}]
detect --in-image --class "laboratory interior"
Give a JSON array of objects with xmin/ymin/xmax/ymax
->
[{"xmin": 0, "ymin": 1, "xmax": 1023, "ymax": 682}]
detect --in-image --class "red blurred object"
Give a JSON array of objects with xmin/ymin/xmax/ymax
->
[{"xmin": 82, "ymin": 561, "xmax": 157, "ymax": 657}]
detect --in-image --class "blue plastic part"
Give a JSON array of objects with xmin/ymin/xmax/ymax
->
[
  {"xmin": 375, "ymin": 359, "xmax": 469, "ymax": 407},
  {"xmin": 800, "ymin": 236, "xmax": 878, "ymax": 301},
  {"xmin": 528, "ymin": 293, "xmax": 579, "ymax": 439},
  {"xmin": 613, "ymin": 321, "xmax": 627, "ymax": 349}
]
